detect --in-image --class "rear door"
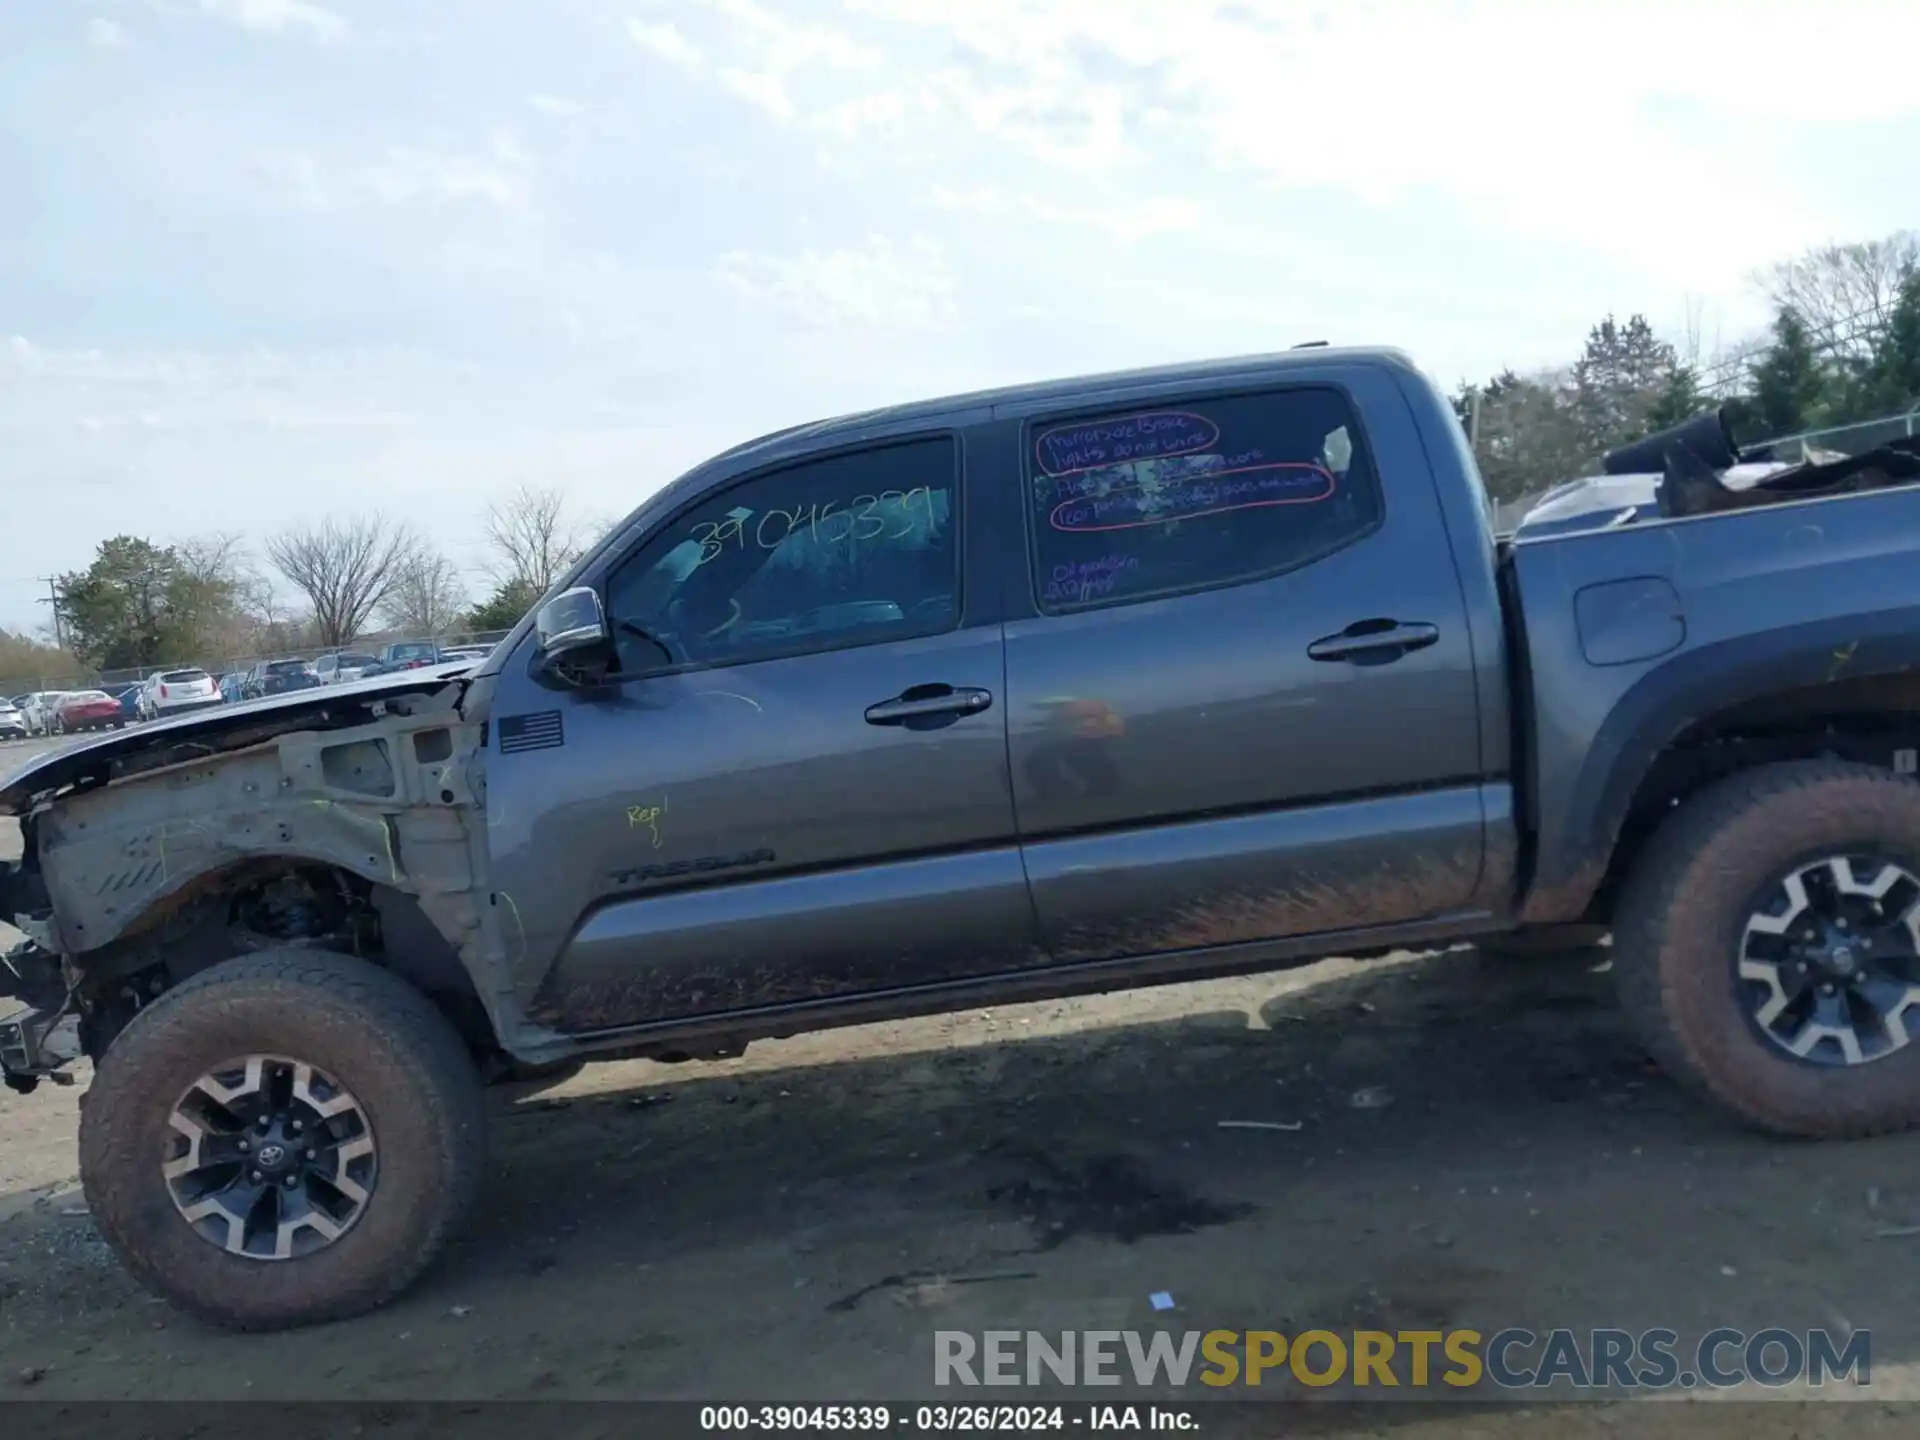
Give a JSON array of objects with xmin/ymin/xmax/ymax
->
[
  {"xmin": 482, "ymin": 427, "xmax": 1037, "ymax": 1034},
  {"xmin": 1000, "ymin": 369, "xmax": 1489, "ymax": 962}
]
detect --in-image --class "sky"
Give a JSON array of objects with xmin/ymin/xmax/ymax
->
[{"xmin": 4, "ymin": 0, "xmax": 1919, "ymax": 632}]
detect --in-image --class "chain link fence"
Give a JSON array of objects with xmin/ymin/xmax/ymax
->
[{"xmin": 5, "ymin": 629, "xmax": 515, "ymax": 700}]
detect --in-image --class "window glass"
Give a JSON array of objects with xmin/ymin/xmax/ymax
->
[
  {"xmin": 605, "ymin": 436, "xmax": 960, "ymax": 673},
  {"xmin": 1026, "ymin": 388, "xmax": 1384, "ymax": 612}
]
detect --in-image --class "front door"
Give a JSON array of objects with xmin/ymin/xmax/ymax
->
[
  {"xmin": 1000, "ymin": 376, "xmax": 1488, "ymax": 963},
  {"xmin": 482, "ymin": 432, "xmax": 1035, "ymax": 1034}
]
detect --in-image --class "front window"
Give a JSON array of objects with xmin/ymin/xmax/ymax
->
[{"xmin": 604, "ymin": 436, "xmax": 961, "ymax": 675}]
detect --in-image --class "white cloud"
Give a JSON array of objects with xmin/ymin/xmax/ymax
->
[
  {"xmin": 929, "ymin": 184, "xmax": 1203, "ymax": 242},
  {"xmin": 529, "ymin": 93, "xmax": 585, "ymax": 118},
  {"xmin": 716, "ymin": 67, "xmax": 795, "ymax": 121},
  {"xmin": 86, "ymin": 17, "xmax": 131, "ymax": 47},
  {"xmin": 626, "ymin": 18, "xmax": 703, "ymax": 71},
  {"xmin": 714, "ymin": 236, "xmax": 957, "ymax": 330},
  {"xmin": 254, "ymin": 136, "xmax": 534, "ymax": 213},
  {"xmin": 192, "ymin": 0, "xmax": 346, "ymax": 41},
  {"xmin": 702, "ymin": 0, "xmax": 881, "ymax": 73},
  {"xmin": 716, "ymin": 0, "xmax": 1920, "ymax": 282}
]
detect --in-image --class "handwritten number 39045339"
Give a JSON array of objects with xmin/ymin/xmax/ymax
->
[{"xmin": 688, "ymin": 487, "xmax": 937, "ymax": 565}]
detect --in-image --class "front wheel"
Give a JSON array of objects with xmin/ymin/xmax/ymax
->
[
  {"xmin": 1615, "ymin": 760, "xmax": 1920, "ymax": 1138},
  {"xmin": 79, "ymin": 950, "xmax": 487, "ymax": 1331}
]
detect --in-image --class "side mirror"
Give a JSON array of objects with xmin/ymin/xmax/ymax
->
[{"xmin": 533, "ymin": 586, "xmax": 611, "ymax": 673}]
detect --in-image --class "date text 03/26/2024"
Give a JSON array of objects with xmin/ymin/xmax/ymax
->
[{"xmin": 699, "ymin": 1406, "xmax": 1190, "ymax": 1432}]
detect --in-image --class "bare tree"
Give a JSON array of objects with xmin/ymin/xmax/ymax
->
[
  {"xmin": 265, "ymin": 515, "xmax": 420, "ymax": 647},
  {"xmin": 1759, "ymin": 232, "xmax": 1920, "ymax": 359},
  {"xmin": 174, "ymin": 531, "xmax": 248, "ymax": 588},
  {"xmin": 380, "ymin": 549, "xmax": 470, "ymax": 637},
  {"xmin": 483, "ymin": 482, "xmax": 588, "ymax": 594}
]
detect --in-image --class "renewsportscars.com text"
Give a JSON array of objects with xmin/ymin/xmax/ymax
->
[{"xmin": 933, "ymin": 1327, "xmax": 1870, "ymax": 1391}]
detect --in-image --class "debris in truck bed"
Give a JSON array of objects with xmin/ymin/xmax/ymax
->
[{"xmin": 1513, "ymin": 406, "xmax": 1920, "ymax": 538}]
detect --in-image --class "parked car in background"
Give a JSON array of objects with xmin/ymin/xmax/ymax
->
[
  {"xmin": 107, "ymin": 684, "xmax": 142, "ymax": 725},
  {"xmin": 22, "ymin": 693, "xmax": 65, "ymax": 736},
  {"xmin": 378, "ymin": 639, "xmax": 443, "ymax": 669},
  {"xmin": 241, "ymin": 658, "xmax": 321, "ymax": 699},
  {"xmin": 137, "ymin": 668, "xmax": 221, "ymax": 720},
  {"xmin": 312, "ymin": 650, "xmax": 379, "ymax": 685},
  {"xmin": 52, "ymin": 689, "xmax": 125, "ymax": 734},
  {"xmin": 356, "ymin": 641, "xmax": 456, "ymax": 678},
  {"xmin": 0, "ymin": 697, "xmax": 25, "ymax": 740},
  {"xmin": 218, "ymin": 672, "xmax": 247, "ymax": 703},
  {"xmin": 438, "ymin": 645, "xmax": 491, "ymax": 664}
]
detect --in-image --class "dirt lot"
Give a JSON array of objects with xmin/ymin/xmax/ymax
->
[{"xmin": 4, "ymin": 734, "xmax": 1920, "ymax": 1435}]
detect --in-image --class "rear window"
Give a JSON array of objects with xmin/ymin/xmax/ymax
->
[
  {"xmin": 71, "ymin": 690, "xmax": 111, "ymax": 702},
  {"xmin": 340, "ymin": 653, "xmax": 377, "ymax": 666},
  {"xmin": 1025, "ymin": 387, "xmax": 1384, "ymax": 613},
  {"xmin": 266, "ymin": 660, "xmax": 311, "ymax": 674},
  {"xmin": 162, "ymin": 669, "xmax": 210, "ymax": 683}
]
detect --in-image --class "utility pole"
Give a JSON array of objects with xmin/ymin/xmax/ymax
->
[{"xmin": 35, "ymin": 576, "xmax": 67, "ymax": 650}]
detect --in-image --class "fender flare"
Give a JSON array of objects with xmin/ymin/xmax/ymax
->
[{"xmin": 1521, "ymin": 606, "xmax": 1920, "ymax": 923}]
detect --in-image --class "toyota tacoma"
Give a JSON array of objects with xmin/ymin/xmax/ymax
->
[{"xmin": 6, "ymin": 345, "xmax": 1920, "ymax": 1332}]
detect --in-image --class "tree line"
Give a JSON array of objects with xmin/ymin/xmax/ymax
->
[
  {"xmin": 1457, "ymin": 230, "xmax": 1920, "ymax": 504},
  {"xmin": 1, "ymin": 484, "xmax": 611, "ymax": 686}
]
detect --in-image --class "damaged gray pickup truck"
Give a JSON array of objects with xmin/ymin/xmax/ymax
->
[{"xmin": 9, "ymin": 344, "xmax": 1920, "ymax": 1332}]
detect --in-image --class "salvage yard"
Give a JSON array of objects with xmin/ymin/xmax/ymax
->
[{"xmin": 3, "ymin": 733, "xmax": 1919, "ymax": 1435}]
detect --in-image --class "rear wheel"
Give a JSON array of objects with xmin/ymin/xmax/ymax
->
[
  {"xmin": 79, "ymin": 950, "xmax": 486, "ymax": 1331},
  {"xmin": 1615, "ymin": 760, "xmax": 1920, "ymax": 1137}
]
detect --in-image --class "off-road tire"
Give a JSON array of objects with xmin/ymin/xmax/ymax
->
[
  {"xmin": 79, "ymin": 949, "xmax": 486, "ymax": 1331},
  {"xmin": 1614, "ymin": 759, "xmax": 1920, "ymax": 1138}
]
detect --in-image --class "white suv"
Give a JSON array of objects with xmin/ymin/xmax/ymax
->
[
  {"xmin": 312, "ymin": 651, "xmax": 379, "ymax": 685},
  {"xmin": 138, "ymin": 668, "xmax": 220, "ymax": 719},
  {"xmin": 23, "ymin": 692, "xmax": 66, "ymax": 736}
]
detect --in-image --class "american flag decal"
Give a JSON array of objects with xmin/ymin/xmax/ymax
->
[{"xmin": 497, "ymin": 710, "xmax": 565, "ymax": 754}]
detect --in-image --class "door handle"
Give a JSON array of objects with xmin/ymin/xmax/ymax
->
[
  {"xmin": 864, "ymin": 684, "xmax": 995, "ymax": 726},
  {"xmin": 1307, "ymin": 620, "xmax": 1440, "ymax": 663}
]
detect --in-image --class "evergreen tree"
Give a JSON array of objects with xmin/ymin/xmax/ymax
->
[
  {"xmin": 1750, "ymin": 307, "xmax": 1830, "ymax": 440},
  {"xmin": 1570, "ymin": 314, "xmax": 1677, "ymax": 456},
  {"xmin": 1644, "ymin": 365, "xmax": 1707, "ymax": 432}
]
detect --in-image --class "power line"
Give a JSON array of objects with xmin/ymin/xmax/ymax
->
[{"xmin": 1697, "ymin": 295, "xmax": 1906, "ymax": 395}]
